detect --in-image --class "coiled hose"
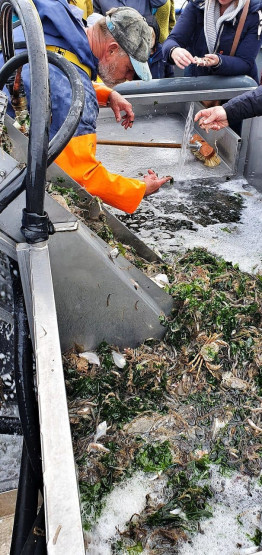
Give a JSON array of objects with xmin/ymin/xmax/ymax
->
[{"xmin": 0, "ymin": 50, "xmax": 85, "ymax": 212}]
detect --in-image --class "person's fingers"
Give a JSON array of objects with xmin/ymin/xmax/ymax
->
[
  {"xmin": 198, "ymin": 116, "xmax": 210, "ymax": 126},
  {"xmin": 202, "ymin": 114, "xmax": 217, "ymax": 124},
  {"xmin": 158, "ymin": 176, "xmax": 172, "ymax": 186},
  {"xmin": 176, "ymin": 56, "xmax": 191, "ymax": 68},
  {"xmin": 121, "ymin": 117, "xmax": 130, "ymax": 129},
  {"xmin": 185, "ymin": 54, "xmax": 194, "ymax": 64},
  {"xmin": 120, "ymin": 113, "xmax": 134, "ymax": 129},
  {"xmin": 176, "ymin": 60, "xmax": 186, "ymax": 69},
  {"xmin": 194, "ymin": 110, "xmax": 209, "ymax": 122},
  {"xmin": 173, "ymin": 48, "xmax": 193, "ymax": 68},
  {"xmin": 200, "ymin": 121, "xmax": 222, "ymax": 132},
  {"xmin": 119, "ymin": 116, "xmax": 132, "ymax": 129},
  {"xmin": 143, "ymin": 174, "xmax": 173, "ymax": 195},
  {"xmin": 208, "ymin": 123, "xmax": 222, "ymax": 130},
  {"xmin": 149, "ymin": 177, "xmax": 169, "ymax": 194},
  {"xmin": 147, "ymin": 168, "xmax": 155, "ymax": 176},
  {"xmin": 205, "ymin": 54, "xmax": 219, "ymax": 66},
  {"xmin": 196, "ymin": 110, "xmax": 217, "ymax": 125},
  {"xmin": 113, "ymin": 105, "xmax": 121, "ymax": 122},
  {"xmin": 181, "ymin": 53, "xmax": 194, "ymax": 64},
  {"xmin": 199, "ymin": 123, "xmax": 210, "ymax": 133},
  {"xmin": 125, "ymin": 106, "xmax": 135, "ymax": 120}
]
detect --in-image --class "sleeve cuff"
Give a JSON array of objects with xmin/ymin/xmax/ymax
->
[
  {"xmin": 211, "ymin": 55, "xmax": 222, "ymax": 71},
  {"xmin": 93, "ymin": 82, "xmax": 112, "ymax": 106},
  {"xmin": 169, "ymin": 46, "xmax": 178, "ymax": 63}
]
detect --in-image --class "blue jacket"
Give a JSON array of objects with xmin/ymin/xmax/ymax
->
[
  {"xmin": 149, "ymin": 43, "xmax": 166, "ymax": 78},
  {"xmin": 35, "ymin": 0, "xmax": 98, "ymax": 78},
  {"xmin": 224, "ymin": 84, "xmax": 262, "ymax": 123},
  {"xmin": 162, "ymin": 0, "xmax": 262, "ymax": 83}
]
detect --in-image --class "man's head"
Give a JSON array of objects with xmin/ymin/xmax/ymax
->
[{"xmin": 89, "ymin": 7, "xmax": 152, "ymax": 87}]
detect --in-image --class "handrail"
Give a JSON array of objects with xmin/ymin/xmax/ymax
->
[{"xmin": 115, "ymin": 75, "xmax": 257, "ymax": 97}]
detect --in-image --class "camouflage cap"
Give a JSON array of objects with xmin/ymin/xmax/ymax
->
[{"xmin": 105, "ymin": 7, "xmax": 152, "ymax": 81}]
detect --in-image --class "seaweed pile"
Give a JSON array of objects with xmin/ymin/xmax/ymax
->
[{"xmin": 63, "ymin": 247, "xmax": 262, "ymax": 554}]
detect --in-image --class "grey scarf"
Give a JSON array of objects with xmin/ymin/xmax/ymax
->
[{"xmin": 204, "ymin": 0, "xmax": 247, "ymax": 53}]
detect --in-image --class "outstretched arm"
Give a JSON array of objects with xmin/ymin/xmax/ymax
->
[
  {"xmin": 195, "ymin": 86, "xmax": 262, "ymax": 130},
  {"xmin": 162, "ymin": 2, "xmax": 198, "ymax": 65}
]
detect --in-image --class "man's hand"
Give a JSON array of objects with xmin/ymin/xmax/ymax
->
[
  {"xmin": 107, "ymin": 90, "xmax": 135, "ymax": 129},
  {"xmin": 171, "ymin": 47, "xmax": 194, "ymax": 69},
  {"xmin": 142, "ymin": 169, "xmax": 171, "ymax": 196},
  {"xmin": 194, "ymin": 106, "xmax": 229, "ymax": 132}
]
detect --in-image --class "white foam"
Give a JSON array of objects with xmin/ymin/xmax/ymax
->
[
  {"xmin": 86, "ymin": 472, "xmax": 166, "ymax": 555},
  {"xmin": 178, "ymin": 467, "xmax": 262, "ymax": 555},
  {"xmin": 85, "ymin": 465, "xmax": 262, "ymax": 555}
]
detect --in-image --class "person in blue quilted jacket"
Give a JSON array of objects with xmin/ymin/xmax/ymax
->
[{"xmin": 162, "ymin": 0, "xmax": 262, "ymax": 84}]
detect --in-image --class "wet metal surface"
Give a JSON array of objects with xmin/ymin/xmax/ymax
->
[{"xmin": 96, "ymin": 113, "xmax": 234, "ymax": 182}]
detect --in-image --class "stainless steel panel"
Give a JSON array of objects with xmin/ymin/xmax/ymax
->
[
  {"xmin": 244, "ymin": 115, "xmax": 262, "ymax": 191},
  {"xmin": 17, "ymin": 242, "xmax": 85, "ymax": 555},
  {"xmin": 48, "ymin": 221, "xmax": 173, "ymax": 351}
]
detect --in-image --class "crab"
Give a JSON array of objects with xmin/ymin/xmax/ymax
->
[
  {"xmin": 187, "ymin": 332, "xmax": 228, "ymax": 378},
  {"xmin": 193, "ymin": 56, "xmax": 212, "ymax": 67}
]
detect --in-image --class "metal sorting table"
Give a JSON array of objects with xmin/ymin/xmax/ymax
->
[{"xmin": 96, "ymin": 98, "xmax": 250, "ymax": 183}]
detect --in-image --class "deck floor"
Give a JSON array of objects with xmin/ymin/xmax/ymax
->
[{"xmin": 0, "ymin": 490, "xmax": 16, "ymax": 555}]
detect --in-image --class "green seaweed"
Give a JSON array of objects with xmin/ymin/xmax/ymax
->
[
  {"xmin": 80, "ymin": 478, "xmax": 113, "ymax": 530},
  {"xmin": 51, "ymin": 183, "xmax": 80, "ymax": 204},
  {"xmin": 147, "ymin": 471, "xmax": 212, "ymax": 527},
  {"xmin": 65, "ymin": 341, "xmax": 168, "ymax": 428},
  {"xmin": 247, "ymin": 528, "xmax": 262, "ymax": 546},
  {"xmin": 65, "ymin": 247, "xmax": 262, "ymax": 543},
  {"xmin": 135, "ymin": 441, "xmax": 173, "ymax": 473}
]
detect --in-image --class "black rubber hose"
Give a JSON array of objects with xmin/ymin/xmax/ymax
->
[
  {"xmin": 10, "ymin": 259, "xmax": 42, "ymax": 484},
  {"xmin": 10, "ymin": 442, "xmax": 39, "ymax": 555},
  {"xmin": 0, "ymin": 0, "xmax": 50, "ymax": 217},
  {"xmin": 0, "ymin": 51, "xmax": 85, "ymax": 213},
  {"xmin": 0, "ymin": 50, "xmax": 85, "ymax": 165},
  {"xmin": 0, "ymin": 1, "xmax": 14, "ymax": 64}
]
